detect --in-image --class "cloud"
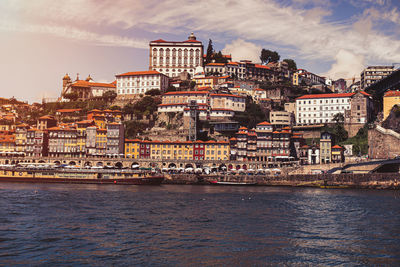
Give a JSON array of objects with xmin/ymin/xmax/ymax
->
[
  {"xmin": 322, "ymin": 49, "xmax": 365, "ymax": 80},
  {"xmin": 2, "ymin": 0, "xmax": 400, "ymax": 77},
  {"xmin": 222, "ymin": 39, "xmax": 262, "ymax": 63},
  {"xmin": 0, "ymin": 19, "xmax": 148, "ymax": 49}
]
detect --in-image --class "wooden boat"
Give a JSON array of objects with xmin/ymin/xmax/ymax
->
[
  {"xmin": 0, "ymin": 165, "xmax": 164, "ymax": 185},
  {"xmin": 209, "ymin": 180, "xmax": 258, "ymax": 186}
]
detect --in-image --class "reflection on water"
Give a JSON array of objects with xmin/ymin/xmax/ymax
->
[{"xmin": 0, "ymin": 183, "xmax": 399, "ymax": 265}]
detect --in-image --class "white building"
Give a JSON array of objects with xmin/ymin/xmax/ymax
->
[
  {"xmin": 149, "ymin": 33, "xmax": 204, "ymax": 78},
  {"xmin": 360, "ymin": 65, "xmax": 395, "ymax": 90},
  {"xmin": 296, "ymin": 93, "xmax": 353, "ymax": 125},
  {"xmin": 115, "ymin": 70, "xmax": 169, "ymax": 96}
]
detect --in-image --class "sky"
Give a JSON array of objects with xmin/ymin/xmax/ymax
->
[{"xmin": 1, "ymin": 0, "xmax": 400, "ymax": 103}]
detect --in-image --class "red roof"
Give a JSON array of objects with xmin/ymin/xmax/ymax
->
[
  {"xmin": 255, "ymin": 64, "xmax": 271, "ymax": 70},
  {"xmin": 210, "ymin": 93, "xmax": 245, "ymax": 98},
  {"xmin": 332, "ymin": 145, "xmax": 343, "ymax": 149},
  {"xmin": 211, "ymin": 108, "xmax": 234, "ymax": 112},
  {"xmin": 239, "ymin": 126, "xmax": 248, "ymax": 130},
  {"xmin": 116, "ymin": 70, "xmax": 162, "ymax": 77},
  {"xmin": 206, "ymin": 63, "xmax": 226, "ymax": 66},
  {"xmin": 384, "ymin": 90, "xmax": 400, "ymax": 97},
  {"xmin": 72, "ymin": 80, "xmax": 115, "ymax": 88},
  {"xmin": 183, "ymin": 39, "xmax": 202, "ymax": 43},
  {"xmin": 297, "ymin": 91, "xmax": 370, "ymax": 100},
  {"xmin": 257, "ymin": 121, "xmax": 271, "ymax": 126},
  {"xmin": 151, "ymin": 39, "xmax": 167, "ymax": 43},
  {"xmin": 164, "ymin": 91, "xmax": 208, "ymax": 95},
  {"xmin": 56, "ymin": 109, "xmax": 81, "ymax": 113}
]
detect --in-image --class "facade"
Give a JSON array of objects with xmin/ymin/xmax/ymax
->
[
  {"xmin": 76, "ymin": 120, "xmax": 95, "ymax": 157},
  {"xmin": 344, "ymin": 91, "xmax": 373, "ymax": 124},
  {"xmin": 383, "ymin": 90, "xmax": 400, "ymax": 120},
  {"xmin": 115, "ymin": 70, "xmax": 169, "ymax": 96},
  {"xmin": 106, "ymin": 123, "xmax": 125, "ymax": 155},
  {"xmin": 209, "ymin": 94, "xmax": 246, "ymax": 112},
  {"xmin": 0, "ymin": 133, "xmax": 15, "ymax": 153},
  {"xmin": 37, "ymin": 115, "xmax": 57, "ymax": 130},
  {"xmin": 295, "ymin": 92, "xmax": 370, "ymax": 125},
  {"xmin": 149, "ymin": 33, "xmax": 204, "ymax": 77},
  {"xmin": 269, "ymin": 111, "xmax": 292, "ymax": 129},
  {"xmin": 125, "ymin": 139, "xmax": 141, "ymax": 159},
  {"xmin": 320, "ymin": 132, "xmax": 332, "ymax": 164},
  {"xmin": 360, "ymin": 66, "xmax": 395, "ymax": 90},
  {"xmin": 294, "ymin": 69, "xmax": 325, "ymax": 86},
  {"xmin": 15, "ymin": 124, "xmax": 29, "ymax": 152},
  {"xmin": 61, "ymin": 74, "xmax": 116, "ymax": 101},
  {"xmin": 230, "ymin": 123, "xmax": 294, "ymax": 162},
  {"xmin": 331, "ymin": 145, "xmax": 344, "ymax": 163},
  {"xmin": 26, "ymin": 129, "xmax": 48, "ymax": 157},
  {"xmin": 86, "ymin": 126, "xmax": 97, "ymax": 156},
  {"xmin": 47, "ymin": 126, "xmax": 78, "ymax": 158}
]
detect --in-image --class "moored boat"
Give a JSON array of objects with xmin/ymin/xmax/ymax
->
[
  {"xmin": 209, "ymin": 180, "xmax": 258, "ymax": 186},
  {"xmin": 0, "ymin": 164, "xmax": 164, "ymax": 185}
]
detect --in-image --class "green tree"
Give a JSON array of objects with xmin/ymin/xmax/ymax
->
[
  {"xmin": 233, "ymin": 96, "xmax": 266, "ymax": 129},
  {"xmin": 103, "ymin": 90, "xmax": 117, "ymax": 102},
  {"xmin": 166, "ymin": 85, "xmax": 177, "ymax": 92},
  {"xmin": 145, "ymin": 89, "xmax": 161, "ymax": 96},
  {"xmin": 283, "ymin": 58, "xmax": 297, "ymax": 70},
  {"xmin": 63, "ymin": 92, "xmax": 79, "ymax": 101},
  {"xmin": 260, "ymin": 49, "xmax": 280, "ymax": 64},
  {"xmin": 332, "ymin": 113, "xmax": 348, "ymax": 143},
  {"xmin": 213, "ymin": 51, "xmax": 228, "ymax": 64},
  {"xmin": 205, "ymin": 39, "xmax": 214, "ymax": 64}
]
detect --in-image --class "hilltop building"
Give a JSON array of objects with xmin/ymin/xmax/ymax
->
[
  {"xmin": 115, "ymin": 70, "xmax": 169, "ymax": 97},
  {"xmin": 149, "ymin": 32, "xmax": 204, "ymax": 77}
]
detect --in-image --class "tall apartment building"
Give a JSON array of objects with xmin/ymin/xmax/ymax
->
[
  {"xmin": 106, "ymin": 123, "xmax": 124, "ymax": 155},
  {"xmin": 360, "ymin": 66, "xmax": 395, "ymax": 90},
  {"xmin": 149, "ymin": 32, "xmax": 204, "ymax": 77}
]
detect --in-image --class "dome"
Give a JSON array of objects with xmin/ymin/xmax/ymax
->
[
  {"xmin": 63, "ymin": 73, "xmax": 71, "ymax": 80},
  {"xmin": 188, "ymin": 32, "xmax": 196, "ymax": 40}
]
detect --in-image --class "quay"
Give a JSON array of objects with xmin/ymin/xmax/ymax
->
[{"xmin": 165, "ymin": 173, "xmax": 400, "ymax": 189}]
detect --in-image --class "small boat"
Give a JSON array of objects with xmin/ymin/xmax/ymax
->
[
  {"xmin": 0, "ymin": 164, "xmax": 164, "ymax": 185},
  {"xmin": 320, "ymin": 185, "xmax": 349, "ymax": 189},
  {"xmin": 209, "ymin": 180, "xmax": 258, "ymax": 186}
]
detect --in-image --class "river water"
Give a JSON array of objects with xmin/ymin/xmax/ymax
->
[{"xmin": 0, "ymin": 183, "xmax": 399, "ymax": 266}]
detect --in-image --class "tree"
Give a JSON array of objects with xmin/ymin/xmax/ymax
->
[
  {"xmin": 166, "ymin": 85, "xmax": 177, "ymax": 92},
  {"xmin": 332, "ymin": 113, "xmax": 348, "ymax": 142},
  {"xmin": 103, "ymin": 90, "xmax": 117, "ymax": 102},
  {"xmin": 63, "ymin": 92, "xmax": 79, "ymax": 101},
  {"xmin": 283, "ymin": 59, "xmax": 297, "ymax": 70},
  {"xmin": 260, "ymin": 49, "xmax": 280, "ymax": 64},
  {"xmin": 213, "ymin": 51, "xmax": 228, "ymax": 64},
  {"xmin": 233, "ymin": 96, "xmax": 267, "ymax": 129},
  {"xmin": 205, "ymin": 39, "xmax": 214, "ymax": 64},
  {"xmin": 145, "ymin": 89, "xmax": 161, "ymax": 96}
]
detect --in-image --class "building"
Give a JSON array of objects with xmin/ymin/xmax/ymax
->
[
  {"xmin": 149, "ymin": 32, "xmax": 204, "ymax": 77},
  {"xmin": 86, "ymin": 126, "xmax": 97, "ymax": 156},
  {"xmin": 209, "ymin": 94, "xmax": 246, "ymax": 112},
  {"xmin": 76, "ymin": 120, "xmax": 95, "ymax": 157},
  {"xmin": 26, "ymin": 129, "xmax": 48, "ymax": 157},
  {"xmin": 360, "ymin": 66, "xmax": 395, "ymax": 90},
  {"xmin": 61, "ymin": 74, "xmax": 116, "ymax": 101},
  {"xmin": 269, "ymin": 111, "xmax": 292, "ymax": 129},
  {"xmin": 47, "ymin": 126, "xmax": 78, "ymax": 158},
  {"xmin": 115, "ymin": 70, "xmax": 169, "ymax": 97},
  {"xmin": 331, "ymin": 145, "xmax": 344, "ymax": 163},
  {"xmin": 0, "ymin": 133, "xmax": 15, "ymax": 153},
  {"xmin": 294, "ymin": 69, "xmax": 325, "ymax": 86},
  {"xmin": 15, "ymin": 124, "xmax": 29, "ymax": 152},
  {"xmin": 320, "ymin": 132, "xmax": 332, "ymax": 164},
  {"xmin": 37, "ymin": 115, "xmax": 57, "ymax": 130},
  {"xmin": 383, "ymin": 90, "xmax": 400, "ymax": 120},
  {"xmin": 106, "ymin": 123, "xmax": 124, "ymax": 156},
  {"xmin": 295, "ymin": 92, "xmax": 370, "ymax": 125},
  {"xmin": 125, "ymin": 139, "xmax": 141, "ymax": 159}
]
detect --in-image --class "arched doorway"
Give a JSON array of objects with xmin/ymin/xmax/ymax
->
[
  {"xmin": 115, "ymin": 162, "xmax": 123, "ymax": 169},
  {"xmin": 131, "ymin": 162, "xmax": 139, "ymax": 169},
  {"xmin": 96, "ymin": 162, "xmax": 103, "ymax": 167},
  {"xmin": 69, "ymin": 161, "xmax": 76, "ymax": 166}
]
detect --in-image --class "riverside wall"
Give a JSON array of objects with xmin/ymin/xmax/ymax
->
[{"xmin": 164, "ymin": 173, "xmax": 400, "ymax": 189}]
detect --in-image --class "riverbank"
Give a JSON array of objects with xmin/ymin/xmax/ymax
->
[{"xmin": 163, "ymin": 173, "xmax": 400, "ymax": 189}]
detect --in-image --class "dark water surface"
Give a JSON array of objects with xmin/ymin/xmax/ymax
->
[{"xmin": 0, "ymin": 183, "xmax": 399, "ymax": 266}]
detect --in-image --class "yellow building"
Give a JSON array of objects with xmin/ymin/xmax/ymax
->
[
  {"xmin": 0, "ymin": 134, "xmax": 15, "ymax": 153},
  {"xmin": 96, "ymin": 128, "xmax": 107, "ymax": 156},
  {"xmin": 204, "ymin": 141, "xmax": 230, "ymax": 160},
  {"xmin": 292, "ymin": 72, "xmax": 299, "ymax": 86},
  {"xmin": 15, "ymin": 124, "xmax": 29, "ymax": 152},
  {"xmin": 125, "ymin": 139, "xmax": 140, "ymax": 159},
  {"xmin": 76, "ymin": 120, "xmax": 94, "ymax": 157},
  {"xmin": 383, "ymin": 91, "xmax": 400, "ymax": 120}
]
